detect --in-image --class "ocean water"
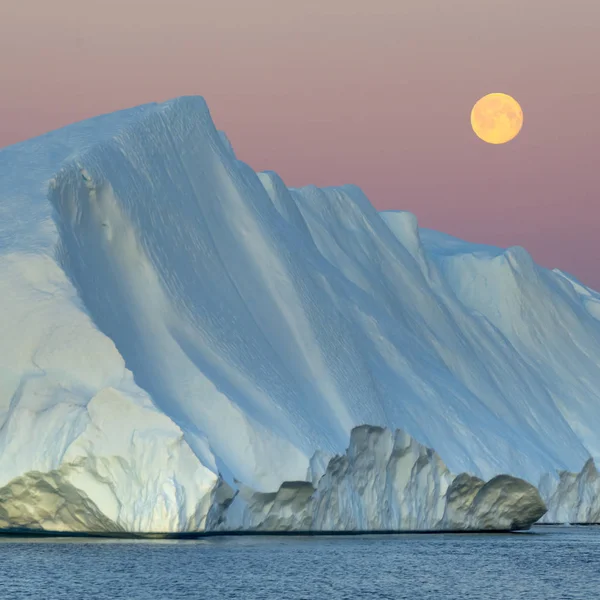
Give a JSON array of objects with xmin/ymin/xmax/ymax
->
[{"xmin": 0, "ymin": 527, "xmax": 598, "ymax": 599}]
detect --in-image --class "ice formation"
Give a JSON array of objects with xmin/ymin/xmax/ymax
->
[
  {"xmin": 539, "ymin": 459, "xmax": 600, "ymax": 524},
  {"xmin": 0, "ymin": 95, "xmax": 598, "ymax": 532},
  {"xmin": 207, "ymin": 426, "xmax": 546, "ymax": 532}
]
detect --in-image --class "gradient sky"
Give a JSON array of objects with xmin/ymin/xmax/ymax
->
[{"xmin": 2, "ymin": 0, "xmax": 599, "ymax": 287}]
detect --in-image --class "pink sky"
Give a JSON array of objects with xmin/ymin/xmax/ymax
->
[{"xmin": 2, "ymin": 0, "xmax": 599, "ymax": 287}]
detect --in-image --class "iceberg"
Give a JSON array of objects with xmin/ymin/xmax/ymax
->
[
  {"xmin": 208, "ymin": 426, "xmax": 546, "ymax": 532},
  {"xmin": 0, "ymin": 95, "xmax": 598, "ymax": 532},
  {"xmin": 539, "ymin": 459, "xmax": 600, "ymax": 524}
]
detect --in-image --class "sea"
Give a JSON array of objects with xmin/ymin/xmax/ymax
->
[{"xmin": 0, "ymin": 526, "xmax": 598, "ymax": 599}]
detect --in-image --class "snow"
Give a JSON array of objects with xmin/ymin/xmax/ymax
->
[
  {"xmin": 0, "ymin": 95, "xmax": 599, "ymax": 531},
  {"xmin": 207, "ymin": 426, "xmax": 546, "ymax": 532}
]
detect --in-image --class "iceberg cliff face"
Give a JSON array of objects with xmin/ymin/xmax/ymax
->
[
  {"xmin": 0, "ymin": 95, "xmax": 598, "ymax": 531},
  {"xmin": 539, "ymin": 459, "xmax": 600, "ymax": 524},
  {"xmin": 208, "ymin": 426, "xmax": 546, "ymax": 532}
]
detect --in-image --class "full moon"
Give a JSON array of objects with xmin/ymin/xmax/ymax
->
[{"xmin": 470, "ymin": 93, "xmax": 523, "ymax": 144}]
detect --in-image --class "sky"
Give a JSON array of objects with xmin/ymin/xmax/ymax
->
[{"xmin": 2, "ymin": 0, "xmax": 599, "ymax": 287}]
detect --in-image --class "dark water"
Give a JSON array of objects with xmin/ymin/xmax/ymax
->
[{"xmin": 1, "ymin": 526, "xmax": 598, "ymax": 599}]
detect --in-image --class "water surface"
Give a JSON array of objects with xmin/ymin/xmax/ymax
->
[{"xmin": 1, "ymin": 526, "xmax": 598, "ymax": 599}]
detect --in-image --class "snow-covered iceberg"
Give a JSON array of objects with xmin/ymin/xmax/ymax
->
[
  {"xmin": 0, "ymin": 95, "xmax": 599, "ymax": 532},
  {"xmin": 208, "ymin": 426, "xmax": 546, "ymax": 532}
]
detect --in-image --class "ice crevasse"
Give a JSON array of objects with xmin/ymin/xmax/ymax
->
[{"xmin": 0, "ymin": 96, "xmax": 599, "ymax": 532}]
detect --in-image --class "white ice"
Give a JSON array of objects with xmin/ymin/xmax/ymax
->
[
  {"xmin": 1, "ymin": 96, "xmax": 599, "ymax": 531},
  {"xmin": 207, "ymin": 426, "xmax": 546, "ymax": 532},
  {"xmin": 539, "ymin": 459, "xmax": 600, "ymax": 524}
]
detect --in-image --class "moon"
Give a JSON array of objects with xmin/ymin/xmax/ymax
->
[{"xmin": 470, "ymin": 93, "xmax": 523, "ymax": 144}]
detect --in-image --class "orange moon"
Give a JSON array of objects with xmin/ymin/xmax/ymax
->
[{"xmin": 470, "ymin": 93, "xmax": 523, "ymax": 144}]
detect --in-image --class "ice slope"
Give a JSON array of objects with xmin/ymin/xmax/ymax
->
[
  {"xmin": 1, "ymin": 95, "xmax": 599, "ymax": 530},
  {"xmin": 207, "ymin": 426, "xmax": 547, "ymax": 532},
  {"xmin": 0, "ymin": 104, "xmax": 218, "ymax": 532},
  {"xmin": 415, "ymin": 226, "xmax": 600, "ymax": 464}
]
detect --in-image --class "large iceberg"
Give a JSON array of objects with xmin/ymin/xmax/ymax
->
[{"xmin": 0, "ymin": 96, "xmax": 599, "ymax": 532}]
